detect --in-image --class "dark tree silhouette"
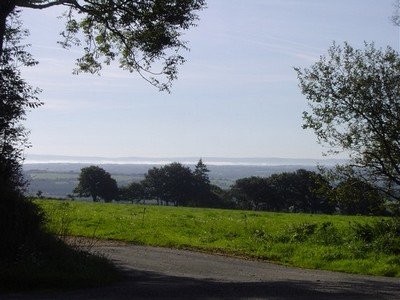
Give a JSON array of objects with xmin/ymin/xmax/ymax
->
[
  {"xmin": 268, "ymin": 170, "xmax": 333, "ymax": 213},
  {"xmin": 332, "ymin": 178, "xmax": 386, "ymax": 215},
  {"xmin": 231, "ymin": 177, "xmax": 272, "ymax": 211},
  {"xmin": 193, "ymin": 159, "xmax": 212, "ymax": 207},
  {"xmin": 231, "ymin": 170, "xmax": 333, "ymax": 213},
  {"xmin": 74, "ymin": 165, "xmax": 118, "ymax": 202},
  {"xmin": 119, "ymin": 182, "xmax": 145, "ymax": 203},
  {"xmin": 0, "ymin": 11, "xmax": 44, "ymax": 264},
  {"xmin": 142, "ymin": 162, "xmax": 195, "ymax": 206},
  {"xmin": 0, "ymin": 12, "xmax": 41, "ymax": 196}
]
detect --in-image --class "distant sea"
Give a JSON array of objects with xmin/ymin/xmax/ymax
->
[
  {"xmin": 24, "ymin": 154, "xmax": 347, "ymax": 167},
  {"xmin": 22, "ymin": 155, "xmax": 348, "ymax": 197}
]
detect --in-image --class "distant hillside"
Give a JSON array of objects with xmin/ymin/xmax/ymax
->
[
  {"xmin": 23, "ymin": 163, "xmax": 327, "ymax": 198},
  {"xmin": 23, "ymin": 154, "xmax": 348, "ymax": 198}
]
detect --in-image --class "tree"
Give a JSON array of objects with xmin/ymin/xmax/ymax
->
[
  {"xmin": 268, "ymin": 170, "xmax": 333, "ymax": 213},
  {"xmin": 193, "ymin": 158, "xmax": 210, "ymax": 184},
  {"xmin": 0, "ymin": 11, "xmax": 41, "ymax": 196},
  {"xmin": 392, "ymin": 0, "xmax": 400, "ymax": 26},
  {"xmin": 230, "ymin": 170, "xmax": 333, "ymax": 213},
  {"xmin": 74, "ymin": 165, "xmax": 118, "ymax": 202},
  {"xmin": 332, "ymin": 178, "xmax": 386, "ymax": 215},
  {"xmin": 193, "ymin": 158, "xmax": 211, "ymax": 207},
  {"xmin": 209, "ymin": 184, "xmax": 235, "ymax": 209},
  {"xmin": 142, "ymin": 162, "xmax": 195, "ymax": 206},
  {"xmin": 296, "ymin": 42, "xmax": 400, "ymax": 203},
  {"xmin": 231, "ymin": 176, "xmax": 272, "ymax": 210},
  {"xmin": 0, "ymin": 0, "xmax": 206, "ymax": 91},
  {"xmin": 119, "ymin": 182, "xmax": 144, "ymax": 203},
  {"xmin": 0, "ymin": 11, "xmax": 44, "ymax": 263}
]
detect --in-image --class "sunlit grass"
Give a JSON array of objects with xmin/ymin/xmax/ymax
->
[{"xmin": 36, "ymin": 199, "xmax": 400, "ymax": 277}]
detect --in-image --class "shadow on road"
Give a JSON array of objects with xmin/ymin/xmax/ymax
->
[{"xmin": 8, "ymin": 267, "xmax": 399, "ymax": 299}]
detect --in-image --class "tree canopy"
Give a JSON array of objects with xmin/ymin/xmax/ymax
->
[
  {"xmin": 231, "ymin": 170, "xmax": 333, "ymax": 213},
  {"xmin": 135, "ymin": 160, "xmax": 220, "ymax": 207},
  {"xmin": 0, "ymin": 0, "xmax": 206, "ymax": 91},
  {"xmin": 296, "ymin": 42, "xmax": 400, "ymax": 202},
  {"xmin": 119, "ymin": 182, "xmax": 145, "ymax": 203},
  {"xmin": 74, "ymin": 165, "xmax": 118, "ymax": 202},
  {"xmin": 0, "ymin": 12, "xmax": 41, "ymax": 196},
  {"xmin": 332, "ymin": 178, "xmax": 386, "ymax": 216},
  {"xmin": 142, "ymin": 162, "xmax": 195, "ymax": 206}
]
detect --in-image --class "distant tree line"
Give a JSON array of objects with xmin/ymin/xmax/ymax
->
[
  {"xmin": 230, "ymin": 170, "xmax": 387, "ymax": 215},
  {"xmin": 73, "ymin": 160, "xmax": 389, "ymax": 216}
]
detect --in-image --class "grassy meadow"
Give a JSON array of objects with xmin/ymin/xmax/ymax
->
[{"xmin": 36, "ymin": 199, "xmax": 400, "ymax": 277}]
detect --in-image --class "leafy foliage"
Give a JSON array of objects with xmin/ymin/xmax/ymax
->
[
  {"xmin": 296, "ymin": 43, "xmax": 400, "ymax": 203},
  {"xmin": 118, "ymin": 182, "xmax": 145, "ymax": 203},
  {"xmin": 4, "ymin": 0, "xmax": 206, "ymax": 91},
  {"xmin": 0, "ymin": 11, "xmax": 41, "ymax": 195},
  {"xmin": 142, "ymin": 162, "xmax": 196, "ymax": 206},
  {"xmin": 74, "ymin": 165, "xmax": 118, "ymax": 202},
  {"xmin": 0, "ymin": 11, "xmax": 45, "ymax": 264},
  {"xmin": 331, "ymin": 177, "xmax": 386, "ymax": 215},
  {"xmin": 351, "ymin": 219, "xmax": 400, "ymax": 254},
  {"xmin": 120, "ymin": 160, "xmax": 224, "ymax": 207},
  {"xmin": 231, "ymin": 176, "xmax": 273, "ymax": 210},
  {"xmin": 231, "ymin": 170, "xmax": 333, "ymax": 213}
]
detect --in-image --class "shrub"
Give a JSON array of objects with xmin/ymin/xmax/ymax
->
[
  {"xmin": 351, "ymin": 219, "xmax": 400, "ymax": 255},
  {"xmin": 285, "ymin": 222, "xmax": 318, "ymax": 242}
]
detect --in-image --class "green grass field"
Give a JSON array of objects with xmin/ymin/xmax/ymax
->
[{"xmin": 36, "ymin": 199, "xmax": 400, "ymax": 277}]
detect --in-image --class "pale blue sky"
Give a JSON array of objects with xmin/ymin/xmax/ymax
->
[{"xmin": 20, "ymin": 0, "xmax": 399, "ymax": 158}]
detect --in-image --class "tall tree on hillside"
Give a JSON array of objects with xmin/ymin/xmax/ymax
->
[
  {"xmin": 296, "ymin": 43, "xmax": 400, "ymax": 206},
  {"xmin": 194, "ymin": 159, "xmax": 210, "ymax": 184},
  {"xmin": 332, "ymin": 178, "xmax": 386, "ymax": 215},
  {"xmin": 74, "ymin": 166, "xmax": 118, "ymax": 202},
  {"xmin": 0, "ymin": 0, "xmax": 206, "ymax": 91},
  {"xmin": 268, "ymin": 170, "xmax": 333, "ymax": 213},
  {"xmin": 0, "ymin": 11, "xmax": 41, "ymax": 196},
  {"xmin": 142, "ymin": 163, "xmax": 195, "ymax": 206},
  {"xmin": 141, "ymin": 166, "xmax": 166, "ymax": 205},
  {"xmin": 193, "ymin": 159, "xmax": 212, "ymax": 206},
  {"xmin": 119, "ymin": 182, "xmax": 145, "ymax": 204},
  {"xmin": 0, "ymin": 11, "xmax": 44, "ymax": 262},
  {"xmin": 231, "ymin": 177, "xmax": 273, "ymax": 211}
]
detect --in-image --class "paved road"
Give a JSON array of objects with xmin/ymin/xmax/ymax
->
[{"xmin": 6, "ymin": 241, "xmax": 400, "ymax": 299}]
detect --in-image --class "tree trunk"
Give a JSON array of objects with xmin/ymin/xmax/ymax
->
[{"xmin": 0, "ymin": 2, "xmax": 15, "ymax": 59}]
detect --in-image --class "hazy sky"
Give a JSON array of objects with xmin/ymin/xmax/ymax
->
[{"xmin": 20, "ymin": 0, "xmax": 399, "ymax": 158}]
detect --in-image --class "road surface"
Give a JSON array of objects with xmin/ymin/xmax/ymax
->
[{"xmin": 5, "ymin": 239, "xmax": 400, "ymax": 299}]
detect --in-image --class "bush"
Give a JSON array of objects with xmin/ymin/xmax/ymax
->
[
  {"xmin": 351, "ymin": 219, "xmax": 400, "ymax": 255},
  {"xmin": 312, "ymin": 222, "xmax": 342, "ymax": 245},
  {"xmin": 285, "ymin": 222, "xmax": 318, "ymax": 242}
]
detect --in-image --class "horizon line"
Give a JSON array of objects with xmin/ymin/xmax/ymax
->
[{"xmin": 25, "ymin": 153, "xmax": 347, "ymax": 161}]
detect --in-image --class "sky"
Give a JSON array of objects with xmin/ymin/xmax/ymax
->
[{"xmin": 19, "ymin": 0, "xmax": 400, "ymax": 159}]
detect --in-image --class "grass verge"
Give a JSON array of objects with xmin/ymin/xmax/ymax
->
[
  {"xmin": 0, "ymin": 233, "xmax": 121, "ymax": 292},
  {"xmin": 36, "ymin": 199, "xmax": 400, "ymax": 277},
  {"xmin": 0, "ymin": 198, "xmax": 121, "ymax": 292}
]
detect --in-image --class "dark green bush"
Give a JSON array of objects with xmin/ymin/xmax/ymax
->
[
  {"xmin": 285, "ymin": 222, "xmax": 318, "ymax": 242},
  {"xmin": 351, "ymin": 219, "xmax": 400, "ymax": 255},
  {"xmin": 312, "ymin": 222, "xmax": 342, "ymax": 245}
]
